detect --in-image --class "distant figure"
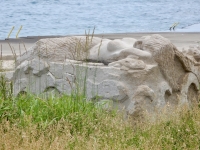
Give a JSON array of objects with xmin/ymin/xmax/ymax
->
[{"xmin": 169, "ymin": 22, "xmax": 179, "ymax": 31}]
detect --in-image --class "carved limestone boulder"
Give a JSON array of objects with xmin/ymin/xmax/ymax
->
[{"xmin": 13, "ymin": 34, "xmax": 200, "ymax": 118}]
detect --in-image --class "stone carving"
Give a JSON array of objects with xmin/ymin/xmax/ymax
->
[
  {"xmin": 127, "ymin": 85, "xmax": 155, "ymax": 117},
  {"xmin": 182, "ymin": 44, "xmax": 200, "ymax": 62},
  {"xmin": 86, "ymin": 79, "xmax": 127, "ymax": 101},
  {"xmin": 16, "ymin": 36, "xmax": 102, "ymax": 65},
  {"xmin": 10, "ymin": 34, "xmax": 200, "ymax": 118}
]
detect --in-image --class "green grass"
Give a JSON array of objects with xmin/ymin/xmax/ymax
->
[
  {"xmin": 2, "ymin": 29, "xmax": 200, "ymax": 149},
  {"xmin": 1, "ymin": 78, "xmax": 200, "ymax": 149}
]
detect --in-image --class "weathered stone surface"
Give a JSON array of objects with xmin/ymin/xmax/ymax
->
[
  {"xmin": 88, "ymin": 38, "xmax": 153, "ymax": 64},
  {"xmin": 109, "ymin": 57, "xmax": 146, "ymax": 70},
  {"xmin": 127, "ymin": 85, "xmax": 155, "ymax": 117},
  {"xmin": 182, "ymin": 44, "xmax": 200, "ymax": 62},
  {"xmin": 86, "ymin": 79, "xmax": 127, "ymax": 101},
  {"xmin": 23, "ymin": 58, "xmax": 49, "ymax": 76},
  {"xmin": 55, "ymin": 75, "xmax": 75, "ymax": 94},
  {"xmin": 16, "ymin": 36, "xmax": 102, "ymax": 66},
  {"xmin": 0, "ymin": 71, "xmax": 14, "ymax": 81},
  {"xmin": 11, "ymin": 34, "xmax": 200, "ymax": 118},
  {"xmin": 14, "ymin": 78, "xmax": 28, "ymax": 95}
]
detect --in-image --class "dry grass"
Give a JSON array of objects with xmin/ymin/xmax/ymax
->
[
  {"xmin": 0, "ymin": 91, "xmax": 200, "ymax": 150},
  {"xmin": 1, "ymin": 31, "xmax": 200, "ymax": 149}
]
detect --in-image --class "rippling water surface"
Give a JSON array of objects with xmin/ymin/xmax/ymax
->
[{"xmin": 1, "ymin": 0, "xmax": 200, "ymax": 39}]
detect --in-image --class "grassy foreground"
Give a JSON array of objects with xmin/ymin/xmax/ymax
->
[{"xmin": 0, "ymin": 78, "xmax": 200, "ymax": 149}]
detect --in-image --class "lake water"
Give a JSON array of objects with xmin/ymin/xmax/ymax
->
[{"xmin": 1, "ymin": 0, "xmax": 200, "ymax": 39}]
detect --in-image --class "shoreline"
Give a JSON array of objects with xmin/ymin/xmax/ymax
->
[{"xmin": 0, "ymin": 32, "xmax": 200, "ymax": 59}]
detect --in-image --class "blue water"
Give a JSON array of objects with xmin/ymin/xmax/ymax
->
[{"xmin": 1, "ymin": 0, "xmax": 200, "ymax": 39}]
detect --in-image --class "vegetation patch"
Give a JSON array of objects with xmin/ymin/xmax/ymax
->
[{"xmin": 0, "ymin": 74, "xmax": 200, "ymax": 149}]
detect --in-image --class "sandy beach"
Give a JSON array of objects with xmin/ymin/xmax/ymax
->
[{"xmin": 0, "ymin": 32, "xmax": 200, "ymax": 59}]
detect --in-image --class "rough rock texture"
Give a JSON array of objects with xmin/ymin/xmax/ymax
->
[
  {"xmin": 182, "ymin": 44, "xmax": 200, "ymax": 62},
  {"xmin": 12, "ymin": 34, "xmax": 200, "ymax": 118},
  {"xmin": 16, "ymin": 36, "xmax": 102, "ymax": 65}
]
